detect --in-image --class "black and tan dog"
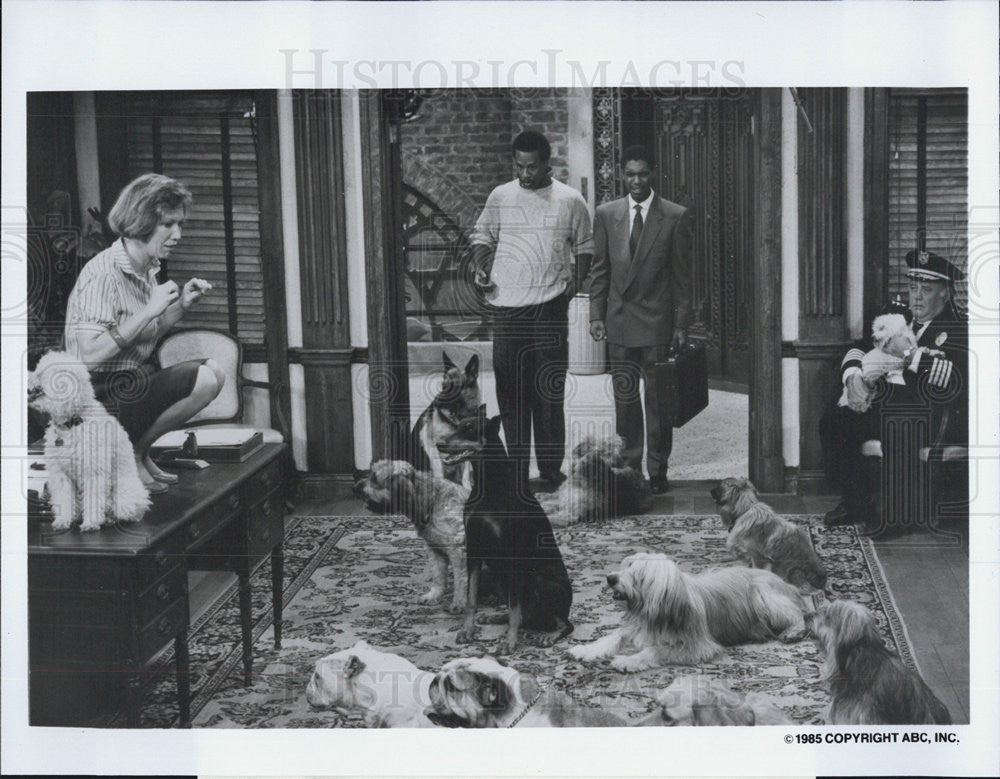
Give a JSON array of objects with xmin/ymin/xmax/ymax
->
[
  {"xmin": 409, "ymin": 352, "xmax": 481, "ymax": 486},
  {"xmin": 438, "ymin": 406, "xmax": 574, "ymax": 654}
]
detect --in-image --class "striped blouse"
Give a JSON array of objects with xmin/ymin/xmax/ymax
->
[{"xmin": 64, "ymin": 240, "xmax": 165, "ymax": 372}]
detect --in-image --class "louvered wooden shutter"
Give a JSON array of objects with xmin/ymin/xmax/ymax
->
[
  {"xmin": 123, "ymin": 91, "xmax": 266, "ymax": 343},
  {"xmin": 888, "ymin": 88, "xmax": 968, "ymax": 310}
]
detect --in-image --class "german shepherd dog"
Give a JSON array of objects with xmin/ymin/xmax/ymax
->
[
  {"xmin": 409, "ymin": 352, "xmax": 481, "ymax": 486},
  {"xmin": 438, "ymin": 406, "xmax": 574, "ymax": 655}
]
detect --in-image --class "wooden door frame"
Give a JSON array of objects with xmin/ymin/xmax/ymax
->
[{"xmin": 611, "ymin": 88, "xmax": 785, "ymax": 491}]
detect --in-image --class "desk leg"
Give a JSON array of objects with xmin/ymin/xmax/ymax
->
[
  {"xmin": 238, "ymin": 568, "xmax": 253, "ymax": 687},
  {"xmin": 175, "ymin": 631, "xmax": 191, "ymax": 727},
  {"xmin": 271, "ymin": 541, "xmax": 284, "ymax": 649},
  {"xmin": 125, "ymin": 671, "xmax": 143, "ymax": 727}
]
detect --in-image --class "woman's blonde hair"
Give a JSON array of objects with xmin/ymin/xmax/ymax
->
[{"xmin": 107, "ymin": 173, "xmax": 193, "ymax": 241}]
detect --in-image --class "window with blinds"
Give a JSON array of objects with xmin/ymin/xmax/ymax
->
[
  {"xmin": 122, "ymin": 91, "xmax": 266, "ymax": 344},
  {"xmin": 888, "ymin": 88, "xmax": 968, "ymax": 310}
]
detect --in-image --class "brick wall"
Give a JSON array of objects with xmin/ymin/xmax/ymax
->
[
  {"xmin": 400, "ymin": 89, "xmax": 573, "ymax": 231},
  {"xmin": 510, "ymin": 89, "xmax": 570, "ymax": 184}
]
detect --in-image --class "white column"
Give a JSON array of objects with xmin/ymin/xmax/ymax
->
[
  {"xmin": 277, "ymin": 89, "xmax": 307, "ymax": 470},
  {"xmin": 341, "ymin": 91, "xmax": 373, "ymax": 470},
  {"xmin": 780, "ymin": 88, "xmax": 800, "ymax": 469},
  {"xmin": 72, "ymin": 92, "xmax": 101, "ymax": 232},
  {"xmin": 567, "ymin": 88, "xmax": 595, "ymax": 212},
  {"xmin": 846, "ymin": 88, "xmax": 866, "ymax": 339}
]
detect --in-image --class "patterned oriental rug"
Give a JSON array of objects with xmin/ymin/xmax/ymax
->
[{"xmin": 135, "ymin": 513, "xmax": 917, "ymax": 728}]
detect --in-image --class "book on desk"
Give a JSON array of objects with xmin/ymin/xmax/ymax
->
[{"xmin": 151, "ymin": 428, "xmax": 265, "ymax": 463}]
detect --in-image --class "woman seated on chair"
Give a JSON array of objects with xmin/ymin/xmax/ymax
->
[{"xmin": 64, "ymin": 173, "xmax": 226, "ymax": 493}]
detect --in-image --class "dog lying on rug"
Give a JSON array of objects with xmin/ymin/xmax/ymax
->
[
  {"xmin": 357, "ymin": 459, "xmax": 468, "ymax": 613},
  {"xmin": 634, "ymin": 675, "xmax": 792, "ymax": 726},
  {"xmin": 27, "ymin": 351, "xmax": 150, "ymax": 531},
  {"xmin": 537, "ymin": 434, "xmax": 652, "ymax": 527},
  {"xmin": 568, "ymin": 552, "xmax": 812, "ymax": 672},
  {"xmin": 813, "ymin": 600, "xmax": 952, "ymax": 724},
  {"xmin": 711, "ymin": 476, "xmax": 827, "ymax": 590},
  {"xmin": 425, "ymin": 656, "xmax": 625, "ymax": 727},
  {"xmin": 438, "ymin": 407, "xmax": 574, "ymax": 654},
  {"xmin": 409, "ymin": 352, "xmax": 481, "ymax": 486},
  {"xmin": 305, "ymin": 640, "xmax": 436, "ymax": 728}
]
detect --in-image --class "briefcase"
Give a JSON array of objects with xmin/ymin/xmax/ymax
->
[{"xmin": 656, "ymin": 340, "xmax": 709, "ymax": 428}]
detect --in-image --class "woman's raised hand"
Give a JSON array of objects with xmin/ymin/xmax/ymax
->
[{"xmin": 147, "ymin": 280, "xmax": 179, "ymax": 316}]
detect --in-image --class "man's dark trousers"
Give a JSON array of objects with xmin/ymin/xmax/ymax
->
[
  {"xmin": 607, "ymin": 342, "xmax": 672, "ymax": 477},
  {"xmin": 491, "ymin": 294, "xmax": 569, "ymax": 492}
]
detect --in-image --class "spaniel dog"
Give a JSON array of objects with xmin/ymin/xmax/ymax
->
[
  {"xmin": 711, "ymin": 476, "xmax": 827, "ymax": 590},
  {"xmin": 568, "ymin": 553, "xmax": 812, "ymax": 672},
  {"xmin": 813, "ymin": 600, "xmax": 952, "ymax": 724}
]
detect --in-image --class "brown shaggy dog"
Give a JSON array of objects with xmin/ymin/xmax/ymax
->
[
  {"xmin": 711, "ymin": 476, "xmax": 827, "ymax": 590},
  {"xmin": 537, "ymin": 434, "xmax": 652, "ymax": 527},
  {"xmin": 813, "ymin": 600, "xmax": 952, "ymax": 725},
  {"xmin": 357, "ymin": 460, "xmax": 468, "ymax": 613}
]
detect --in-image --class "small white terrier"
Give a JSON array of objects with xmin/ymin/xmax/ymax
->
[{"xmin": 28, "ymin": 351, "xmax": 151, "ymax": 531}]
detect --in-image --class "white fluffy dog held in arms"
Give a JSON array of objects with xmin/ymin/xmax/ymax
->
[
  {"xmin": 813, "ymin": 600, "xmax": 951, "ymax": 724},
  {"xmin": 568, "ymin": 552, "xmax": 812, "ymax": 672},
  {"xmin": 28, "ymin": 351, "xmax": 151, "ymax": 531}
]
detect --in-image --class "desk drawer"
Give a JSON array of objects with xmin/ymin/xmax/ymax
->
[
  {"xmin": 134, "ymin": 532, "xmax": 185, "ymax": 593},
  {"xmin": 136, "ymin": 568, "xmax": 188, "ymax": 629},
  {"xmin": 247, "ymin": 497, "xmax": 284, "ymax": 558},
  {"xmin": 137, "ymin": 599, "xmax": 188, "ymax": 665},
  {"xmin": 185, "ymin": 493, "xmax": 242, "ymax": 550},
  {"xmin": 242, "ymin": 456, "xmax": 288, "ymax": 506}
]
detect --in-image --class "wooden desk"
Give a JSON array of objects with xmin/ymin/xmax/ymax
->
[{"xmin": 28, "ymin": 443, "xmax": 293, "ymax": 727}]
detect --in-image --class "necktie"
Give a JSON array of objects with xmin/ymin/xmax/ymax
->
[{"xmin": 629, "ymin": 204, "xmax": 643, "ymax": 258}]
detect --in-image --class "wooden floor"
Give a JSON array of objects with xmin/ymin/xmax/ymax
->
[{"xmin": 189, "ymin": 483, "xmax": 970, "ymax": 723}]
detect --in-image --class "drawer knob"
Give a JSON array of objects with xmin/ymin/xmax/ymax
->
[
  {"xmin": 228, "ymin": 493, "xmax": 241, "ymax": 510},
  {"xmin": 260, "ymin": 470, "xmax": 272, "ymax": 487},
  {"xmin": 261, "ymin": 499, "xmax": 273, "ymax": 517},
  {"xmin": 156, "ymin": 582, "xmax": 170, "ymax": 601},
  {"xmin": 155, "ymin": 549, "xmax": 168, "ymax": 567},
  {"xmin": 189, "ymin": 522, "xmax": 201, "ymax": 540},
  {"xmin": 157, "ymin": 616, "xmax": 171, "ymax": 635}
]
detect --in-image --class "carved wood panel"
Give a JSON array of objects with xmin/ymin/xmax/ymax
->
[{"xmin": 655, "ymin": 90, "xmax": 754, "ymax": 383}]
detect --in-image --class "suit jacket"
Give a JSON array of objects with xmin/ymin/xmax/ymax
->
[{"xmin": 586, "ymin": 194, "xmax": 693, "ymax": 347}]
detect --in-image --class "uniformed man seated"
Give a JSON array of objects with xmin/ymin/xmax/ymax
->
[{"xmin": 820, "ymin": 250, "xmax": 968, "ymax": 539}]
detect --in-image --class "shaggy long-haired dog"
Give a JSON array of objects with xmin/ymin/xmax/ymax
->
[
  {"xmin": 634, "ymin": 675, "xmax": 792, "ymax": 726},
  {"xmin": 568, "ymin": 553, "xmax": 811, "ymax": 672},
  {"xmin": 711, "ymin": 477, "xmax": 827, "ymax": 590},
  {"xmin": 409, "ymin": 352, "xmax": 481, "ymax": 486},
  {"xmin": 537, "ymin": 434, "xmax": 652, "ymax": 527},
  {"xmin": 306, "ymin": 640, "xmax": 436, "ymax": 728},
  {"xmin": 357, "ymin": 459, "xmax": 469, "ymax": 612},
  {"xmin": 813, "ymin": 600, "xmax": 952, "ymax": 724},
  {"xmin": 425, "ymin": 656, "xmax": 624, "ymax": 728},
  {"xmin": 27, "ymin": 351, "xmax": 150, "ymax": 531}
]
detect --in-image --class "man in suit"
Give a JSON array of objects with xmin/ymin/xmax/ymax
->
[
  {"xmin": 820, "ymin": 250, "xmax": 968, "ymax": 538},
  {"xmin": 586, "ymin": 145, "xmax": 692, "ymax": 494}
]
